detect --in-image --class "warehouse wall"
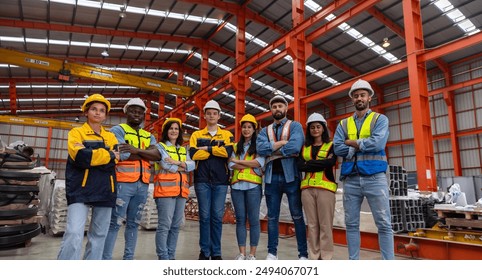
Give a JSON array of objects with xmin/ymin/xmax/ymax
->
[{"xmin": 386, "ymin": 57, "xmax": 482, "ymax": 177}]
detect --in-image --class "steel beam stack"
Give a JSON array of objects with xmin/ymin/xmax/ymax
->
[{"xmin": 389, "ymin": 165, "xmax": 425, "ymax": 233}]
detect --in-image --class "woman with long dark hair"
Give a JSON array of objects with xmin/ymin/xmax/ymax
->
[
  {"xmin": 229, "ymin": 114, "xmax": 265, "ymax": 260},
  {"xmin": 297, "ymin": 112, "xmax": 337, "ymax": 260}
]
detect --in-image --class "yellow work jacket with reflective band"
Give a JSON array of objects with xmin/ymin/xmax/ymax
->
[
  {"xmin": 230, "ymin": 143, "xmax": 262, "ymax": 185},
  {"xmin": 115, "ymin": 123, "xmax": 152, "ymax": 184},
  {"xmin": 153, "ymin": 142, "xmax": 189, "ymax": 198},
  {"xmin": 340, "ymin": 112, "xmax": 388, "ymax": 176},
  {"xmin": 300, "ymin": 142, "xmax": 337, "ymax": 192}
]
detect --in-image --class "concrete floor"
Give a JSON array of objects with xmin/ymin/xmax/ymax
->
[{"xmin": 0, "ymin": 220, "xmax": 407, "ymax": 260}]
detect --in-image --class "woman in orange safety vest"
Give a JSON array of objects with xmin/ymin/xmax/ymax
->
[
  {"xmin": 153, "ymin": 118, "xmax": 195, "ymax": 260},
  {"xmin": 297, "ymin": 112, "xmax": 337, "ymax": 260}
]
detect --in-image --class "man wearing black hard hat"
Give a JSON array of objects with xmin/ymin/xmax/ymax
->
[{"xmin": 256, "ymin": 95, "xmax": 308, "ymax": 260}]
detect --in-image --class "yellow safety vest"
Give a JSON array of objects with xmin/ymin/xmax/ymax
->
[
  {"xmin": 340, "ymin": 112, "xmax": 388, "ymax": 176},
  {"xmin": 115, "ymin": 123, "xmax": 152, "ymax": 184},
  {"xmin": 300, "ymin": 142, "xmax": 337, "ymax": 192},
  {"xmin": 231, "ymin": 144, "xmax": 262, "ymax": 185},
  {"xmin": 153, "ymin": 142, "xmax": 189, "ymax": 198}
]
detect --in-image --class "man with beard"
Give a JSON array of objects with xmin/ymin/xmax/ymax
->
[
  {"xmin": 333, "ymin": 79, "xmax": 394, "ymax": 260},
  {"xmin": 256, "ymin": 95, "xmax": 308, "ymax": 260},
  {"xmin": 102, "ymin": 98, "xmax": 161, "ymax": 260}
]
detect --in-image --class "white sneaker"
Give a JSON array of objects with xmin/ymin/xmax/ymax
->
[
  {"xmin": 266, "ymin": 253, "xmax": 278, "ymax": 260},
  {"xmin": 246, "ymin": 255, "xmax": 256, "ymax": 260},
  {"xmin": 235, "ymin": 254, "xmax": 246, "ymax": 260},
  {"xmin": 299, "ymin": 256, "xmax": 308, "ymax": 260}
]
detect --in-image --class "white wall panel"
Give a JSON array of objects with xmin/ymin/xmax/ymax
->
[
  {"xmin": 460, "ymin": 150, "xmax": 480, "ymax": 170},
  {"xmin": 400, "ymin": 123, "xmax": 413, "ymax": 139},
  {"xmin": 438, "ymin": 152, "xmax": 454, "ymax": 170},
  {"xmin": 399, "ymin": 106, "xmax": 412, "ymax": 123},
  {"xmin": 432, "ymin": 97, "xmax": 447, "ymax": 116},
  {"xmin": 455, "ymin": 91, "xmax": 473, "ymax": 111},
  {"xmin": 388, "ymin": 158, "xmax": 403, "ymax": 167},
  {"xmin": 404, "ymin": 156, "xmax": 417, "ymax": 171},
  {"xmin": 457, "ymin": 111, "xmax": 476, "ymax": 130},
  {"xmin": 385, "ymin": 110, "xmax": 399, "ymax": 124},
  {"xmin": 388, "ymin": 146, "xmax": 402, "ymax": 157},
  {"xmin": 459, "ymin": 135, "xmax": 478, "ymax": 149},
  {"xmin": 388, "ymin": 126, "xmax": 400, "ymax": 141},
  {"xmin": 436, "ymin": 139, "xmax": 452, "ymax": 152},
  {"xmin": 434, "ymin": 116, "xmax": 449, "ymax": 134},
  {"xmin": 438, "ymin": 170, "xmax": 454, "ymax": 177}
]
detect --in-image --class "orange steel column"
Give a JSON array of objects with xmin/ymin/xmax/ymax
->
[
  {"xmin": 439, "ymin": 63, "xmax": 462, "ymax": 175},
  {"xmin": 198, "ymin": 47, "xmax": 209, "ymax": 129},
  {"xmin": 232, "ymin": 8, "xmax": 248, "ymax": 139},
  {"xmin": 45, "ymin": 127, "xmax": 52, "ymax": 168},
  {"xmin": 403, "ymin": 0, "xmax": 436, "ymax": 191},
  {"xmin": 157, "ymin": 94, "xmax": 165, "ymax": 139},
  {"xmin": 288, "ymin": 0, "xmax": 310, "ymax": 125},
  {"xmin": 176, "ymin": 71, "xmax": 186, "ymax": 123},
  {"xmin": 144, "ymin": 99, "xmax": 151, "ymax": 128},
  {"xmin": 9, "ymin": 81, "xmax": 16, "ymax": 114}
]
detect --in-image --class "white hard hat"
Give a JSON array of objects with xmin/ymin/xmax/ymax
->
[
  {"xmin": 123, "ymin": 98, "xmax": 147, "ymax": 113},
  {"xmin": 269, "ymin": 95, "xmax": 288, "ymax": 107},
  {"xmin": 203, "ymin": 100, "xmax": 221, "ymax": 112},
  {"xmin": 348, "ymin": 79, "xmax": 374, "ymax": 98},
  {"xmin": 306, "ymin": 113, "xmax": 326, "ymax": 125}
]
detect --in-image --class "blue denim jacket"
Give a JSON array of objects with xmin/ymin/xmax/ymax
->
[
  {"xmin": 333, "ymin": 109, "xmax": 389, "ymax": 177},
  {"xmin": 256, "ymin": 118, "xmax": 304, "ymax": 184}
]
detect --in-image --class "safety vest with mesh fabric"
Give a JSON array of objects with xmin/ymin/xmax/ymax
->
[
  {"xmin": 300, "ymin": 142, "xmax": 337, "ymax": 192},
  {"xmin": 153, "ymin": 142, "xmax": 189, "ymax": 198},
  {"xmin": 230, "ymin": 143, "xmax": 262, "ymax": 185},
  {"xmin": 266, "ymin": 120, "xmax": 296, "ymax": 164},
  {"xmin": 115, "ymin": 123, "xmax": 152, "ymax": 184},
  {"xmin": 339, "ymin": 112, "xmax": 388, "ymax": 176}
]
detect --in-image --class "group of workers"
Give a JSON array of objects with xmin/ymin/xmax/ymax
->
[{"xmin": 56, "ymin": 78, "xmax": 394, "ymax": 261}]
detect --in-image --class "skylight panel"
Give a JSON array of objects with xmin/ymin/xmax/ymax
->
[
  {"xmin": 432, "ymin": 0, "xmax": 480, "ymax": 35},
  {"xmin": 25, "ymin": 38, "xmax": 48, "ymax": 44}
]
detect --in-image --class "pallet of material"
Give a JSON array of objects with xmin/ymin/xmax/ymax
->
[{"xmin": 434, "ymin": 204, "xmax": 482, "ymax": 219}]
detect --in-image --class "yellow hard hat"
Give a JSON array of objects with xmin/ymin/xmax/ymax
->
[
  {"xmin": 162, "ymin": 117, "xmax": 182, "ymax": 132},
  {"xmin": 239, "ymin": 114, "xmax": 257, "ymax": 129},
  {"xmin": 81, "ymin": 94, "xmax": 111, "ymax": 112}
]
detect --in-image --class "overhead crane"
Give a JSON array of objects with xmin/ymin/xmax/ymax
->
[{"xmin": 0, "ymin": 47, "xmax": 193, "ymax": 97}]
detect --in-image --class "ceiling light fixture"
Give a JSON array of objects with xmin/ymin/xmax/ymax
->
[
  {"xmin": 101, "ymin": 49, "xmax": 109, "ymax": 57},
  {"xmin": 119, "ymin": 7, "xmax": 126, "ymax": 18},
  {"xmin": 382, "ymin": 37, "xmax": 390, "ymax": 48}
]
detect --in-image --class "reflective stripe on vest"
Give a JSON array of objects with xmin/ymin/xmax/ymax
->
[
  {"xmin": 339, "ymin": 112, "xmax": 388, "ymax": 176},
  {"xmin": 153, "ymin": 143, "xmax": 189, "ymax": 198},
  {"xmin": 231, "ymin": 144, "xmax": 262, "ymax": 185},
  {"xmin": 116, "ymin": 123, "xmax": 152, "ymax": 184},
  {"xmin": 300, "ymin": 142, "xmax": 337, "ymax": 192},
  {"xmin": 266, "ymin": 120, "xmax": 296, "ymax": 163}
]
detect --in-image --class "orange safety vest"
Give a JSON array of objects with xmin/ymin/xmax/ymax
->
[
  {"xmin": 230, "ymin": 144, "xmax": 262, "ymax": 185},
  {"xmin": 153, "ymin": 142, "xmax": 189, "ymax": 198},
  {"xmin": 115, "ymin": 123, "xmax": 152, "ymax": 184},
  {"xmin": 300, "ymin": 142, "xmax": 337, "ymax": 192}
]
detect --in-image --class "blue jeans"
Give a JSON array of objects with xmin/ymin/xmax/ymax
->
[
  {"xmin": 231, "ymin": 185, "xmax": 262, "ymax": 247},
  {"xmin": 57, "ymin": 203, "xmax": 112, "ymax": 260},
  {"xmin": 102, "ymin": 181, "xmax": 148, "ymax": 260},
  {"xmin": 194, "ymin": 183, "xmax": 228, "ymax": 257},
  {"xmin": 155, "ymin": 197, "xmax": 186, "ymax": 260},
  {"xmin": 343, "ymin": 172, "xmax": 394, "ymax": 260},
  {"xmin": 265, "ymin": 173, "xmax": 307, "ymax": 258}
]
